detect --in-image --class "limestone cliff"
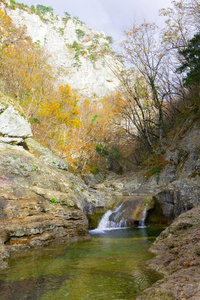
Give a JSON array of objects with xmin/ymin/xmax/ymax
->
[{"xmin": 0, "ymin": 0, "xmax": 121, "ymax": 99}]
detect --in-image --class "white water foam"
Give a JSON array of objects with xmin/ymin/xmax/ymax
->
[
  {"xmin": 91, "ymin": 204, "xmax": 130, "ymax": 233},
  {"xmin": 138, "ymin": 205, "xmax": 147, "ymax": 228}
]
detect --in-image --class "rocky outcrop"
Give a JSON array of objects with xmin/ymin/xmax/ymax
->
[
  {"xmin": 148, "ymin": 181, "xmax": 200, "ymax": 224},
  {"xmin": 108, "ymin": 195, "xmax": 154, "ymax": 227},
  {"xmin": 95, "ymin": 119, "xmax": 200, "ymax": 225},
  {"xmin": 137, "ymin": 205, "xmax": 200, "ymax": 300},
  {"xmin": 0, "ymin": 105, "xmax": 32, "ymax": 144},
  {"xmin": 0, "ymin": 105, "xmax": 113, "ymax": 269}
]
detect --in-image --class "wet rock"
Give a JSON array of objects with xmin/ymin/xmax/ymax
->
[
  {"xmin": 150, "ymin": 181, "xmax": 200, "ymax": 223},
  {"xmin": 109, "ymin": 195, "xmax": 154, "ymax": 227},
  {"xmin": 137, "ymin": 205, "xmax": 200, "ymax": 300}
]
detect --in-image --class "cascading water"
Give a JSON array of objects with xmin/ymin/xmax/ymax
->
[
  {"xmin": 91, "ymin": 201, "xmax": 148, "ymax": 233},
  {"xmin": 93, "ymin": 203, "xmax": 127, "ymax": 232},
  {"xmin": 138, "ymin": 205, "xmax": 147, "ymax": 228}
]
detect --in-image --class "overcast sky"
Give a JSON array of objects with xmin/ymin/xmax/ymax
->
[{"xmin": 20, "ymin": 0, "xmax": 172, "ymax": 44}]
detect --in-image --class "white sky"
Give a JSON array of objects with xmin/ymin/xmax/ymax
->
[{"xmin": 20, "ymin": 0, "xmax": 172, "ymax": 44}]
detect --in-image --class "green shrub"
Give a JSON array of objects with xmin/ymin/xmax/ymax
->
[
  {"xmin": 106, "ymin": 36, "xmax": 114, "ymax": 44},
  {"xmin": 59, "ymin": 27, "xmax": 64, "ymax": 36},
  {"xmin": 90, "ymin": 166, "xmax": 99, "ymax": 174},
  {"xmin": 36, "ymin": 5, "xmax": 54, "ymax": 14},
  {"xmin": 76, "ymin": 29, "xmax": 85, "ymax": 39}
]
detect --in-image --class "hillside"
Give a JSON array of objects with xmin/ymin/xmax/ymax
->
[{"xmin": 0, "ymin": 0, "xmax": 121, "ymax": 99}]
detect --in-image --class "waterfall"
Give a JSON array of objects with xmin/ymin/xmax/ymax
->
[
  {"xmin": 91, "ymin": 201, "xmax": 148, "ymax": 233},
  {"xmin": 92, "ymin": 203, "xmax": 127, "ymax": 232},
  {"xmin": 138, "ymin": 205, "xmax": 147, "ymax": 228}
]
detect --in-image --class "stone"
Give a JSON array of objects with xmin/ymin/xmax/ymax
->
[
  {"xmin": 150, "ymin": 180, "xmax": 200, "ymax": 223},
  {"xmin": 26, "ymin": 138, "xmax": 68, "ymax": 171},
  {"xmin": 0, "ymin": 106, "xmax": 32, "ymax": 138},
  {"xmin": 0, "ymin": 137, "xmax": 24, "ymax": 144},
  {"xmin": 0, "ymin": 103, "xmax": 5, "ymax": 113},
  {"xmin": 137, "ymin": 205, "xmax": 200, "ymax": 300},
  {"xmin": 108, "ymin": 195, "xmax": 155, "ymax": 227}
]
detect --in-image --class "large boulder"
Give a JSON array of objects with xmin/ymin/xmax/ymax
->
[
  {"xmin": 0, "ymin": 106, "xmax": 32, "ymax": 144},
  {"xmin": 107, "ymin": 195, "xmax": 154, "ymax": 227},
  {"xmin": 148, "ymin": 180, "xmax": 200, "ymax": 224}
]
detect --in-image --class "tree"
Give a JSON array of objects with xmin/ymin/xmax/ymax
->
[
  {"xmin": 177, "ymin": 33, "xmax": 200, "ymax": 86},
  {"xmin": 0, "ymin": 9, "xmax": 27, "ymax": 51},
  {"xmin": 36, "ymin": 5, "xmax": 54, "ymax": 14},
  {"xmin": 38, "ymin": 84, "xmax": 80, "ymax": 150},
  {"xmin": 1, "ymin": 41, "xmax": 53, "ymax": 119},
  {"xmin": 113, "ymin": 22, "xmax": 167, "ymax": 153}
]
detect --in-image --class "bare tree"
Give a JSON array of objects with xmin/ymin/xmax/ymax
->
[{"xmin": 109, "ymin": 23, "xmax": 168, "ymax": 153}]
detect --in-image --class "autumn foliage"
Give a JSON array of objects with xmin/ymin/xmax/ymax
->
[{"xmin": 1, "ymin": 0, "xmax": 200, "ymax": 175}]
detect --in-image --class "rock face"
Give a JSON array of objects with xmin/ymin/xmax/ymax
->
[
  {"xmin": 137, "ymin": 205, "xmax": 200, "ymax": 300},
  {"xmin": 0, "ymin": 141, "xmax": 85, "ymax": 269},
  {"xmin": 98, "ymin": 119, "xmax": 200, "ymax": 225},
  {"xmin": 148, "ymin": 181, "xmax": 200, "ymax": 223},
  {"xmin": 0, "ymin": 1, "xmax": 121, "ymax": 99},
  {"xmin": 108, "ymin": 195, "xmax": 154, "ymax": 227},
  {"xmin": 0, "ymin": 107, "xmax": 113, "ymax": 269},
  {"xmin": 0, "ymin": 105, "xmax": 32, "ymax": 144}
]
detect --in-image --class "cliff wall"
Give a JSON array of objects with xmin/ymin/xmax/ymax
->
[{"xmin": 1, "ymin": 0, "xmax": 121, "ymax": 99}]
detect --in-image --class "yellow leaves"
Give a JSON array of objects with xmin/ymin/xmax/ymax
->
[
  {"xmin": 0, "ymin": 9, "xmax": 13, "ymax": 36},
  {"xmin": 40, "ymin": 100, "xmax": 59, "ymax": 116},
  {"xmin": 140, "ymin": 91, "xmax": 147, "ymax": 97},
  {"xmin": 39, "ymin": 84, "xmax": 80, "ymax": 125},
  {"xmin": 83, "ymin": 99, "xmax": 90, "ymax": 107}
]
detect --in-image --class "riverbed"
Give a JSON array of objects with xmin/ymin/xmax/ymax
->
[{"xmin": 0, "ymin": 226, "xmax": 164, "ymax": 300}]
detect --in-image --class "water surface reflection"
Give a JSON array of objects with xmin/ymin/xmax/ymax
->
[{"xmin": 0, "ymin": 226, "xmax": 164, "ymax": 300}]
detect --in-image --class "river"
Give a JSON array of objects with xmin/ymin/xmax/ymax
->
[{"xmin": 0, "ymin": 226, "xmax": 164, "ymax": 300}]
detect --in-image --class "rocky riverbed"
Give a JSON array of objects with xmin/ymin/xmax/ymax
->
[
  {"xmin": 0, "ymin": 104, "xmax": 200, "ymax": 299},
  {"xmin": 137, "ymin": 205, "xmax": 200, "ymax": 300}
]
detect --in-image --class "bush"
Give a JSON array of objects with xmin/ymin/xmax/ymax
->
[
  {"xmin": 36, "ymin": 5, "xmax": 53, "ymax": 14},
  {"xmin": 76, "ymin": 29, "xmax": 85, "ymax": 39}
]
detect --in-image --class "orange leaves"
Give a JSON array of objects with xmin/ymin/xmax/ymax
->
[
  {"xmin": 1, "ymin": 36, "xmax": 53, "ymax": 118},
  {"xmin": 40, "ymin": 84, "xmax": 80, "ymax": 125},
  {"xmin": 0, "ymin": 9, "xmax": 13, "ymax": 48}
]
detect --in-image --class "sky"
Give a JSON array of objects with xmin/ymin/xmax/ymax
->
[{"xmin": 20, "ymin": 0, "xmax": 172, "ymax": 45}]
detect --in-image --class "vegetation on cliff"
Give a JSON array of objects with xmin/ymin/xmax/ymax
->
[{"xmin": 0, "ymin": 0, "xmax": 200, "ymax": 178}]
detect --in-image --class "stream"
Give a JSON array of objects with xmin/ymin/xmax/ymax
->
[{"xmin": 0, "ymin": 226, "xmax": 164, "ymax": 300}]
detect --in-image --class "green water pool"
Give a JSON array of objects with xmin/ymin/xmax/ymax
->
[{"xmin": 0, "ymin": 226, "xmax": 164, "ymax": 300}]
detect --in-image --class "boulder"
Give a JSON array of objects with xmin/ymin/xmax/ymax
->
[
  {"xmin": 109, "ymin": 195, "xmax": 154, "ymax": 227},
  {"xmin": 148, "ymin": 180, "xmax": 200, "ymax": 223},
  {"xmin": 0, "ymin": 106, "xmax": 32, "ymax": 139}
]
